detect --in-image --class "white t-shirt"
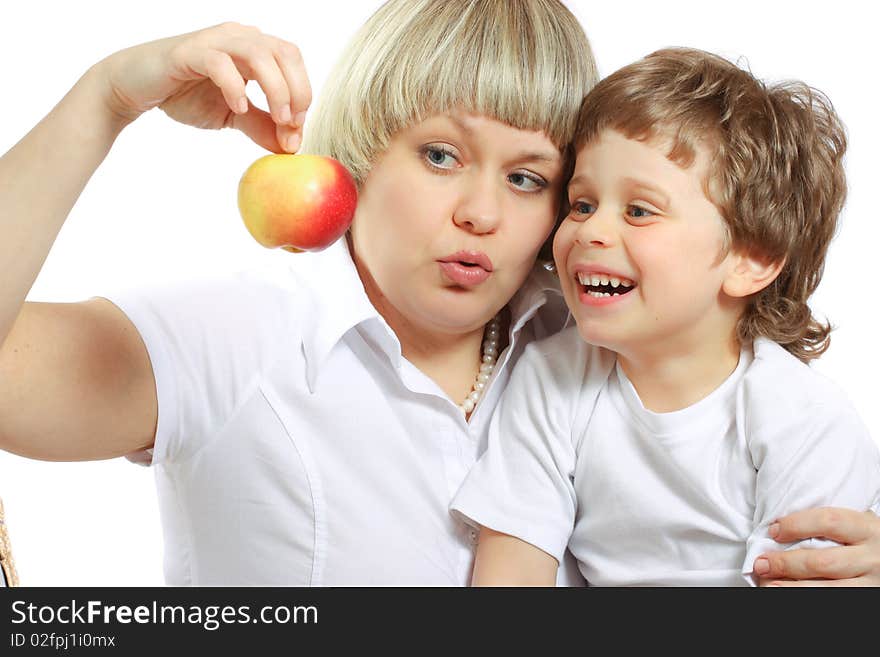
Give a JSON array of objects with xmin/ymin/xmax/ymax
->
[
  {"xmin": 101, "ymin": 238, "xmax": 579, "ymax": 586},
  {"xmin": 451, "ymin": 327, "xmax": 880, "ymax": 586}
]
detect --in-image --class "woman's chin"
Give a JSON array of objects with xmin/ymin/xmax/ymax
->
[{"xmin": 408, "ymin": 297, "xmax": 498, "ymax": 335}]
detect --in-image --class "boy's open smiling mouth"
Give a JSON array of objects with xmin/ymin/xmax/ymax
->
[
  {"xmin": 577, "ymin": 271, "xmax": 636, "ymax": 297},
  {"xmin": 574, "ymin": 271, "xmax": 638, "ymax": 306}
]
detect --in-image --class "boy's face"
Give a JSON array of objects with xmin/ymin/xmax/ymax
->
[
  {"xmin": 351, "ymin": 111, "xmax": 564, "ymax": 336},
  {"xmin": 553, "ymin": 129, "xmax": 741, "ymax": 359}
]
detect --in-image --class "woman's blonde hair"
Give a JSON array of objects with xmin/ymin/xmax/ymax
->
[
  {"xmin": 573, "ymin": 48, "xmax": 847, "ymax": 363},
  {"xmin": 301, "ymin": 0, "xmax": 597, "ymax": 191}
]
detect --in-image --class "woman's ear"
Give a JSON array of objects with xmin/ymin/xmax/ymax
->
[{"xmin": 722, "ymin": 250, "xmax": 785, "ymax": 299}]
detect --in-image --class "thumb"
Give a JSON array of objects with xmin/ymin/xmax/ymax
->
[{"xmin": 230, "ymin": 102, "xmax": 300, "ymax": 153}]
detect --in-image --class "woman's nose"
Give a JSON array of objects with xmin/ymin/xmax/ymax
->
[{"xmin": 452, "ymin": 173, "xmax": 502, "ymax": 234}]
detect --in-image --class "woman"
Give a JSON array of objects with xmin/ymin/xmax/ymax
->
[{"xmin": 0, "ymin": 0, "xmax": 877, "ymax": 585}]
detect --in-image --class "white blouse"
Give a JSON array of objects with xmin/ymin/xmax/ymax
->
[{"xmin": 105, "ymin": 239, "xmax": 578, "ymax": 585}]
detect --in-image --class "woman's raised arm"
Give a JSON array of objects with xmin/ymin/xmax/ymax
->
[{"xmin": 0, "ymin": 23, "xmax": 311, "ymax": 461}]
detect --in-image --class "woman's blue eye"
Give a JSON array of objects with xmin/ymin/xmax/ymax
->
[
  {"xmin": 508, "ymin": 172, "xmax": 546, "ymax": 192},
  {"xmin": 424, "ymin": 146, "xmax": 457, "ymax": 169}
]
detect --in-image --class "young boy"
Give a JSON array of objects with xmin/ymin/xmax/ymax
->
[{"xmin": 450, "ymin": 47, "xmax": 880, "ymax": 586}]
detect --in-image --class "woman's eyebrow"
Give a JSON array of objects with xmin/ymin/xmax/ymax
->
[
  {"xmin": 448, "ymin": 114, "xmax": 474, "ymax": 135},
  {"xmin": 501, "ymin": 150, "xmax": 562, "ymax": 173},
  {"xmin": 514, "ymin": 151, "xmax": 560, "ymax": 164},
  {"xmin": 445, "ymin": 114, "xmax": 560, "ymax": 164}
]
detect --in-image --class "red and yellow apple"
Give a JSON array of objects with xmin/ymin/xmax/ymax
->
[{"xmin": 237, "ymin": 153, "xmax": 358, "ymax": 252}]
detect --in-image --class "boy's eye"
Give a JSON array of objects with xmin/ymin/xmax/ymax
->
[
  {"xmin": 627, "ymin": 205, "xmax": 655, "ymax": 219},
  {"xmin": 423, "ymin": 145, "xmax": 458, "ymax": 169},
  {"xmin": 570, "ymin": 201, "xmax": 596, "ymax": 216},
  {"xmin": 508, "ymin": 172, "xmax": 547, "ymax": 192}
]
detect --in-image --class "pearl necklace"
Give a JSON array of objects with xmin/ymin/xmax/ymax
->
[{"xmin": 459, "ymin": 313, "xmax": 502, "ymax": 415}]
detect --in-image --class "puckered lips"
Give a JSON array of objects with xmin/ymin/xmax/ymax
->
[
  {"xmin": 438, "ymin": 251, "xmax": 494, "ymax": 287},
  {"xmin": 572, "ymin": 264, "xmax": 638, "ymax": 307}
]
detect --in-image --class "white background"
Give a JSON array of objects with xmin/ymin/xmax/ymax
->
[{"xmin": 1, "ymin": 0, "xmax": 877, "ymax": 586}]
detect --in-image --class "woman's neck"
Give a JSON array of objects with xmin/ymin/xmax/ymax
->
[
  {"xmin": 350, "ymin": 236, "xmax": 508, "ymax": 405},
  {"xmin": 392, "ymin": 310, "xmax": 510, "ymax": 408},
  {"xmin": 399, "ymin": 320, "xmax": 488, "ymax": 403}
]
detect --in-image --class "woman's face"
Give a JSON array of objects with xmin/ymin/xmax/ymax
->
[{"xmin": 350, "ymin": 112, "xmax": 564, "ymax": 336}]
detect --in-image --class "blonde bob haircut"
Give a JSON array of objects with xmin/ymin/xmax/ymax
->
[{"xmin": 300, "ymin": 0, "xmax": 598, "ymax": 187}]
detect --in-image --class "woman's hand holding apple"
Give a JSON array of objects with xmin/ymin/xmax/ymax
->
[
  {"xmin": 94, "ymin": 22, "xmax": 311, "ymax": 153},
  {"xmin": 90, "ymin": 24, "xmax": 353, "ymax": 253}
]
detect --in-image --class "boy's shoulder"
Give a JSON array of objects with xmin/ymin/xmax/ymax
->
[
  {"xmin": 744, "ymin": 337, "xmax": 848, "ymax": 405},
  {"xmin": 511, "ymin": 327, "xmax": 617, "ymax": 441},
  {"xmin": 520, "ymin": 325, "xmax": 616, "ymax": 388},
  {"xmin": 741, "ymin": 341, "xmax": 878, "ymax": 485},
  {"xmin": 740, "ymin": 338, "xmax": 859, "ymax": 437}
]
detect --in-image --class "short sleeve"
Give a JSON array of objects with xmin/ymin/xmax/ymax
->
[
  {"xmin": 450, "ymin": 329, "xmax": 614, "ymax": 564},
  {"xmin": 741, "ymin": 346, "xmax": 880, "ymax": 584},
  {"xmin": 99, "ymin": 265, "xmax": 300, "ymax": 466}
]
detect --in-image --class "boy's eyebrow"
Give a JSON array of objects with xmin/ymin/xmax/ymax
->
[
  {"xmin": 568, "ymin": 173, "xmax": 671, "ymax": 206},
  {"xmin": 568, "ymin": 173, "xmax": 589, "ymax": 190},
  {"xmin": 623, "ymin": 177, "xmax": 671, "ymax": 206}
]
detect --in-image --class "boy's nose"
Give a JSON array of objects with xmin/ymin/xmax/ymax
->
[
  {"xmin": 453, "ymin": 173, "xmax": 502, "ymax": 234},
  {"xmin": 575, "ymin": 208, "xmax": 616, "ymax": 248}
]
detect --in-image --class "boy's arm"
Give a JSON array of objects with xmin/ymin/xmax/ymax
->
[
  {"xmin": 450, "ymin": 335, "xmax": 614, "ymax": 585},
  {"xmin": 743, "ymin": 380, "xmax": 880, "ymax": 586},
  {"xmin": 472, "ymin": 527, "xmax": 558, "ymax": 587}
]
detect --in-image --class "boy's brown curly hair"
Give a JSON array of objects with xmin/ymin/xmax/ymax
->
[{"xmin": 573, "ymin": 47, "xmax": 847, "ymax": 362}]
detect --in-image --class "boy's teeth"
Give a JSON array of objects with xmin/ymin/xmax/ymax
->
[{"xmin": 576, "ymin": 272, "xmax": 635, "ymax": 288}]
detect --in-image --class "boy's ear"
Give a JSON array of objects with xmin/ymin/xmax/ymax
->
[{"xmin": 722, "ymin": 250, "xmax": 785, "ymax": 299}]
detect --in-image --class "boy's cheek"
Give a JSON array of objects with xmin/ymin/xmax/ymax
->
[
  {"xmin": 551, "ymin": 221, "xmax": 574, "ymax": 255},
  {"xmin": 551, "ymin": 231, "xmax": 569, "ymax": 276},
  {"xmin": 551, "ymin": 231, "xmax": 578, "ymax": 300}
]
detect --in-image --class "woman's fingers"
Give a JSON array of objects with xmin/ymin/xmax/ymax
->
[
  {"xmin": 227, "ymin": 37, "xmax": 293, "ymax": 125},
  {"xmin": 100, "ymin": 21, "xmax": 312, "ymax": 136},
  {"xmin": 271, "ymin": 37, "xmax": 312, "ymax": 127},
  {"xmin": 199, "ymin": 25, "xmax": 310, "ymax": 127},
  {"xmin": 753, "ymin": 507, "xmax": 880, "ymax": 585},
  {"xmin": 199, "ymin": 49, "xmax": 249, "ymax": 115},
  {"xmin": 230, "ymin": 103, "xmax": 287, "ymax": 153},
  {"xmin": 755, "ymin": 545, "xmax": 867, "ymax": 581},
  {"xmin": 229, "ymin": 104, "xmax": 302, "ymax": 154},
  {"xmin": 118, "ymin": 22, "xmax": 310, "ymax": 150},
  {"xmin": 772, "ymin": 507, "xmax": 878, "ymax": 544},
  {"xmin": 275, "ymin": 123, "xmax": 302, "ymax": 153}
]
